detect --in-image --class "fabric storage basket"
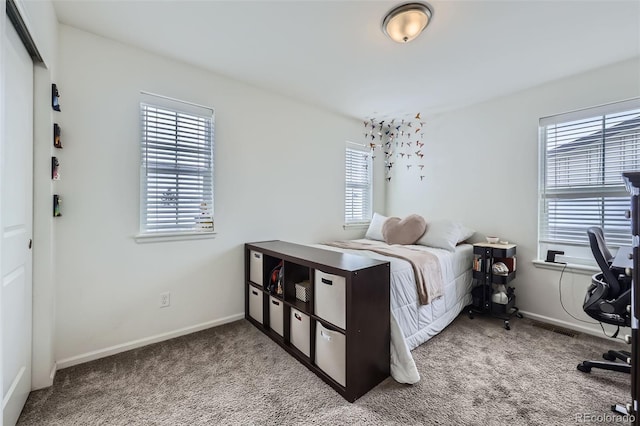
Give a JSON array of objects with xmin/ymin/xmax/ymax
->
[
  {"xmin": 248, "ymin": 285, "xmax": 263, "ymax": 324},
  {"xmin": 295, "ymin": 280, "xmax": 311, "ymax": 302},
  {"xmin": 315, "ymin": 322, "xmax": 346, "ymax": 387},
  {"xmin": 314, "ymin": 270, "xmax": 346, "ymax": 329},
  {"xmin": 290, "ymin": 307, "xmax": 311, "ymax": 357},
  {"xmin": 249, "ymin": 250, "xmax": 263, "ymax": 286},
  {"xmin": 269, "ymin": 296, "xmax": 284, "ymax": 337}
]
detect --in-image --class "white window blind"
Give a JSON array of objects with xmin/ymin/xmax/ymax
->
[
  {"xmin": 345, "ymin": 145, "xmax": 372, "ymax": 224},
  {"xmin": 539, "ymin": 98, "xmax": 640, "ymax": 247},
  {"xmin": 140, "ymin": 93, "xmax": 214, "ymax": 234}
]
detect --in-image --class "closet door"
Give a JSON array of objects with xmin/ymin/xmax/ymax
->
[{"xmin": 2, "ymin": 14, "xmax": 34, "ymax": 426}]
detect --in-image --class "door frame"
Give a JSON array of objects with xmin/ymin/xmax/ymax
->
[{"xmin": 1, "ymin": 1, "xmax": 45, "ymax": 424}]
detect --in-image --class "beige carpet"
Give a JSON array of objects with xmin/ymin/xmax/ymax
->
[{"xmin": 18, "ymin": 315, "xmax": 632, "ymax": 425}]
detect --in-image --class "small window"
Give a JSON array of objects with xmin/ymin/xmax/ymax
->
[
  {"xmin": 139, "ymin": 93, "xmax": 214, "ymax": 236},
  {"xmin": 345, "ymin": 143, "xmax": 372, "ymax": 224},
  {"xmin": 538, "ymin": 98, "xmax": 640, "ymax": 258}
]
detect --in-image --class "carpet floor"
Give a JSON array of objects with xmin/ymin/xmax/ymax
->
[{"xmin": 17, "ymin": 314, "xmax": 633, "ymax": 425}]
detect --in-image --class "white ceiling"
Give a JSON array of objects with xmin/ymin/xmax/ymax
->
[{"xmin": 52, "ymin": 0, "xmax": 640, "ymax": 120}]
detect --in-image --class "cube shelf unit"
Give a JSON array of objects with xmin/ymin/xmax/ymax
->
[{"xmin": 245, "ymin": 240, "xmax": 390, "ymax": 402}]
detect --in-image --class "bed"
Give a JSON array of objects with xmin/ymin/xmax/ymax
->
[{"xmin": 316, "ymin": 238, "xmax": 474, "ymax": 384}]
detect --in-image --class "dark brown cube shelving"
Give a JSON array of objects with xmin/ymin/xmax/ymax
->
[{"xmin": 244, "ymin": 240, "xmax": 390, "ymax": 402}]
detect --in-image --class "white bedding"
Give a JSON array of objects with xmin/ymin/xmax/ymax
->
[{"xmin": 317, "ymin": 239, "xmax": 474, "ymax": 384}]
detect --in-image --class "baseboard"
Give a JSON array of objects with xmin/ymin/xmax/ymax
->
[
  {"xmin": 31, "ymin": 363, "xmax": 58, "ymax": 391},
  {"xmin": 518, "ymin": 310, "xmax": 631, "ymax": 340},
  {"xmin": 56, "ymin": 313, "xmax": 245, "ymax": 370}
]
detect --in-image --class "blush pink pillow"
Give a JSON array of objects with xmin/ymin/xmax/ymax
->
[{"xmin": 382, "ymin": 214, "xmax": 427, "ymax": 245}]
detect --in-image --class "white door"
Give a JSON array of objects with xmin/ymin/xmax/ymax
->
[{"xmin": 2, "ymin": 15, "xmax": 34, "ymax": 426}]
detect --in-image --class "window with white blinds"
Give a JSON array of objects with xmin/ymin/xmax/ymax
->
[
  {"xmin": 539, "ymin": 98, "xmax": 640, "ymax": 249},
  {"xmin": 140, "ymin": 93, "xmax": 214, "ymax": 235},
  {"xmin": 345, "ymin": 145, "xmax": 372, "ymax": 224}
]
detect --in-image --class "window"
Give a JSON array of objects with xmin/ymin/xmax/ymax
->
[
  {"xmin": 139, "ymin": 93, "xmax": 214, "ymax": 236},
  {"xmin": 539, "ymin": 98, "xmax": 640, "ymax": 258},
  {"xmin": 345, "ymin": 143, "xmax": 372, "ymax": 224}
]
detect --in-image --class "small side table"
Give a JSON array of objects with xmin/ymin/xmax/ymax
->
[{"xmin": 468, "ymin": 242, "xmax": 522, "ymax": 330}]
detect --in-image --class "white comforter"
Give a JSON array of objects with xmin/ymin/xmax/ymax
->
[{"xmin": 318, "ymin": 239, "xmax": 474, "ymax": 384}]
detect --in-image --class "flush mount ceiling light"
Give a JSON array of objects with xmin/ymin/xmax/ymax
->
[{"xmin": 382, "ymin": 2, "xmax": 433, "ymax": 43}]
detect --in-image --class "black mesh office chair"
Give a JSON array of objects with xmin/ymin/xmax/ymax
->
[{"xmin": 577, "ymin": 227, "xmax": 632, "ymax": 374}]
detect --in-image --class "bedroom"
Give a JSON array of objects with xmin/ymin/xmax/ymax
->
[{"xmin": 2, "ymin": 0, "xmax": 640, "ymax": 424}]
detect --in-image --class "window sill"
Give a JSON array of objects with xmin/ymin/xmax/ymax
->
[
  {"xmin": 343, "ymin": 222, "xmax": 370, "ymax": 230},
  {"xmin": 531, "ymin": 259, "xmax": 598, "ymax": 276},
  {"xmin": 134, "ymin": 231, "xmax": 217, "ymax": 244}
]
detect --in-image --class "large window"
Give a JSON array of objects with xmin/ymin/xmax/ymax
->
[
  {"xmin": 139, "ymin": 93, "xmax": 214, "ymax": 236},
  {"xmin": 539, "ymin": 98, "xmax": 640, "ymax": 258},
  {"xmin": 345, "ymin": 143, "xmax": 372, "ymax": 224}
]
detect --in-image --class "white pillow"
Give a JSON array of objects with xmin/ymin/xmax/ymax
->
[
  {"xmin": 365, "ymin": 212, "xmax": 388, "ymax": 241},
  {"xmin": 457, "ymin": 225, "xmax": 475, "ymax": 243},
  {"xmin": 416, "ymin": 220, "xmax": 462, "ymax": 251}
]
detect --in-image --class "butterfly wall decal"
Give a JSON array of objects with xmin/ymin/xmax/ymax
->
[{"xmin": 363, "ymin": 114, "xmax": 428, "ymax": 182}]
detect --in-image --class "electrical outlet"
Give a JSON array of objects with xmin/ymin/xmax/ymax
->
[{"xmin": 160, "ymin": 292, "xmax": 171, "ymax": 308}]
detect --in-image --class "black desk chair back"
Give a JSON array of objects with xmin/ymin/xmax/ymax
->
[{"xmin": 578, "ymin": 227, "xmax": 631, "ymax": 374}]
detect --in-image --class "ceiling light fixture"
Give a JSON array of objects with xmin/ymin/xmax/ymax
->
[{"xmin": 382, "ymin": 2, "xmax": 433, "ymax": 43}]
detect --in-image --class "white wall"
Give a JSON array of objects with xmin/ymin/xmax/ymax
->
[
  {"xmin": 54, "ymin": 25, "xmax": 382, "ymax": 366},
  {"xmin": 387, "ymin": 57, "xmax": 640, "ymax": 335}
]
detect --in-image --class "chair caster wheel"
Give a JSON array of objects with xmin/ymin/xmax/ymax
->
[
  {"xmin": 577, "ymin": 363, "xmax": 591, "ymax": 373},
  {"xmin": 504, "ymin": 321, "xmax": 510, "ymax": 330},
  {"xmin": 516, "ymin": 312, "xmax": 523, "ymax": 319},
  {"xmin": 468, "ymin": 310, "xmax": 474, "ymax": 319},
  {"xmin": 603, "ymin": 352, "xmax": 616, "ymax": 361}
]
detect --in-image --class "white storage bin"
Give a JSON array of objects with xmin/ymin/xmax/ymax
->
[
  {"xmin": 314, "ymin": 270, "xmax": 346, "ymax": 329},
  {"xmin": 248, "ymin": 285, "xmax": 263, "ymax": 324},
  {"xmin": 315, "ymin": 322, "xmax": 346, "ymax": 387},
  {"xmin": 269, "ymin": 296, "xmax": 284, "ymax": 337},
  {"xmin": 249, "ymin": 250, "xmax": 263, "ymax": 286},
  {"xmin": 290, "ymin": 307, "xmax": 311, "ymax": 357}
]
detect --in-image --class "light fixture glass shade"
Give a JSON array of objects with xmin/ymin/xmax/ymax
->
[{"xmin": 382, "ymin": 2, "xmax": 432, "ymax": 43}]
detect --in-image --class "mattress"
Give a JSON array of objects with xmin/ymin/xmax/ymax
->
[{"xmin": 317, "ymin": 239, "xmax": 474, "ymax": 383}]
